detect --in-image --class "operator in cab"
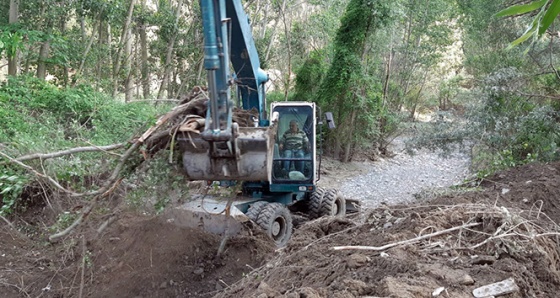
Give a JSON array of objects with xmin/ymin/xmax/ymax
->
[{"xmin": 279, "ymin": 120, "xmax": 309, "ymax": 174}]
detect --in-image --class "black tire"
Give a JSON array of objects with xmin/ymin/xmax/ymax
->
[
  {"xmin": 246, "ymin": 201, "xmax": 268, "ymax": 222},
  {"xmin": 319, "ymin": 189, "xmax": 346, "ymax": 217},
  {"xmin": 307, "ymin": 187, "xmax": 325, "ymax": 219},
  {"xmin": 256, "ymin": 203, "xmax": 293, "ymax": 247}
]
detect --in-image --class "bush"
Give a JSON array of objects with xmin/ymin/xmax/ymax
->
[{"xmin": 0, "ymin": 76, "xmax": 171, "ymax": 212}]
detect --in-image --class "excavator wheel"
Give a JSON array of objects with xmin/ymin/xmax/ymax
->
[
  {"xmin": 307, "ymin": 187, "xmax": 325, "ymax": 219},
  {"xmin": 246, "ymin": 201, "xmax": 268, "ymax": 222},
  {"xmin": 319, "ymin": 189, "xmax": 346, "ymax": 217},
  {"xmin": 256, "ymin": 203, "xmax": 293, "ymax": 247}
]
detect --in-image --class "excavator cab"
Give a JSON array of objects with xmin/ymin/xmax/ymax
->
[{"xmin": 271, "ymin": 102, "xmax": 316, "ymax": 187}]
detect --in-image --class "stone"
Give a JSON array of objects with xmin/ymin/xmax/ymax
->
[
  {"xmin": 459, "ymin": 274, "xmax": 475, "ymax": 285},
  {"xmin": 432, "ymin": 286, "xmax": 445, "ymax": 296},
  {"xmin": 472, "ymin": 277, "xmax": 519, "ymax": 298},
  {"xmin": 347, "ymin": 253, "xmax": 369, "ymax": 268}
]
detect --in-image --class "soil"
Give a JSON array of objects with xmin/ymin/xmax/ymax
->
[{"xmin": 2, "ymin": 158, "xmax": 560, "ymax": 297}]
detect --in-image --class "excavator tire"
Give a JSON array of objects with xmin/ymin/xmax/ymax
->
[
  {"xmin": 256, "ymin": 203, "xmax": 293, "ymax": 247},
  {"xmin": 246, "ymin": 201, "xmax": 268, "ymax": 222},
  {"xmin": 307, "ymin": 187, "xmax": 325, "ymax": 219},
  {"xmin": 319, "ymin": 189, "xmax": 346, "ymax": 217}
]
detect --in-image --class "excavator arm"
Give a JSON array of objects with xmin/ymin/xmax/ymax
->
[{"xmin": 177, "ymin": 0, "xmax": 275, "ymax": 181}]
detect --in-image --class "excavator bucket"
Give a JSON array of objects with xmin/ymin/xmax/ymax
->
[
  {"xmin": 177, "ymin": 123, "xmax": 277, "ymax": 181},
  {"xmin": 165, "ymin": 195, "xmax": 252, "ymax": 236}
]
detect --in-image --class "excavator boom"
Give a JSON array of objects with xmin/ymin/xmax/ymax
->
[{"xmin": 178, "ymin": 0, "xmax": 273, "ymax": 181}]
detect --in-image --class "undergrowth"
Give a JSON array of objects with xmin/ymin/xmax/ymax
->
[{"xmin": 0, "ymin": 75, "xmax": 173, "ymax": 216}]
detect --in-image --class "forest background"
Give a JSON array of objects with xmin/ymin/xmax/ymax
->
[{"xmin": 1, "ymin": 0, "xmax": 560, "ymax": 217}]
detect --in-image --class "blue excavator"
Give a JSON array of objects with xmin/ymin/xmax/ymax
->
[{"xmin": 172, "ymin": 0, "xmax": 357, "ymax": 247}]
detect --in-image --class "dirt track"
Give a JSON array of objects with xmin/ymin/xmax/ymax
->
[{"xmin": 2, "ymin": 159, "xmax": 560, "ymax": 297}]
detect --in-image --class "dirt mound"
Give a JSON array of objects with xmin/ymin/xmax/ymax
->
[
  {"xmin": 214, "ymin": 161, "xmax": 560, "ymax": 298},
  {"xmin": 1, "ymin": 213, "xmax": 274, "ymax": 297},
  {"xmin": 90, "ymin": 214, "xmax": 274, "ymax": 297},
  {"xmin": 2, "ymin": 161, "xmax": 560, "ymax": 297}
]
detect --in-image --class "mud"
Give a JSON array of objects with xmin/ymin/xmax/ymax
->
[{"xmin": 2, "ymin": 161, "xmax": 560, "ymax": 297}]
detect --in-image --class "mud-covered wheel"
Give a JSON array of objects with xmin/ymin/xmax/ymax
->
[
  {"xmin": 246, "ymin": 201, "xmax": 268, "ymax": 222},
  {"xmin": 319, "ymin": 189, "xmax": 346, "ymax": 217},
  {"xmin": 256, "ymin": 203, "xmax": 293, "ymax": 247},
  {"xmin": 307, "ymin": 187, "xmax": 325, "ymax": 219}
]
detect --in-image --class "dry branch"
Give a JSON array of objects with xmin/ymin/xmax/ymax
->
[
  {"xmin": 126, "ymin": 99, "xmax": 180, "ymax": 103},
  {"xmin": 0, "ymin": 214, "xmax": 16, "ymax": 229},
  {"xmin": 0, "ymin": 151, "xmax": 80, "ymax": 196},
  {"xmin": 11, "ymin": 143, "xmax": 126, "ymax": 163},
  {"xmin": 71, "ymin": 141, "xmax": 140, "ymax": 198},
  {"xmin": 332, "ymin": 222, "xmax": 481, "ymax": 251},
  {"xmin": 48, "ymin": 144, "xmax": 134, "ymax": 242}
]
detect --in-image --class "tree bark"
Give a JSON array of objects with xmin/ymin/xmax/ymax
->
[
  {"xmin": 342, "ymin": 108, "xmax": 358, "ymax": 162},
  {"xmin": 37, "ymin": 26, "xmax": 52, "ymax": 80},
  {"xmin": 124, "ymin": 24, "xmax": 133, "ymax": 102},
  {"xmin": 112, "ymin": 0, "xmax": 136, "ymax": 98},
  {"xmin": 139, "ymin": 0, "xmax": 150, "ymax": 99},
  {"xmin": 157, "ymin": 0, "xmax": 184, "ymax": 99},
  {"xmin": 76, "ymin": 15, "xmax": 99, "ymax": 85},
  {"xmin": 382, "ymin": 47, "xmax": 393, "ymax": 108},
  {"xmin": 278, "ymin": 0, "xmax": 291, "ymax": 100},
  {"xmin": 8, "ymin": 0, "xmax": 19, "ymax": 76}
]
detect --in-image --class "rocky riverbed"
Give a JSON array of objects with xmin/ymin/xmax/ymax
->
[{"xmin": 319, "ymin": 137, "xmax": 472, "ymax": 208}]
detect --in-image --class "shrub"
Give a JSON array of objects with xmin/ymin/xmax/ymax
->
[{"xmin": 0, "ymin": 76, "xmax": 172, "ymax": 213}]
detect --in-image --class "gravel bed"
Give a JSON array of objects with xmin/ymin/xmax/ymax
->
[{"xmin": 340, "ymin": 138, "xmax": 472, "ymax": 209}]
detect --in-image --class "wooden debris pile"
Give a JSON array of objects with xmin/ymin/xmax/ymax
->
[
  {"xmin": 138, "ymin": 86, "xmax": 259, "ymax": 156},
  {"xmin": 352, "ymin": 203, "xmax": 560, "ymax": 261}
]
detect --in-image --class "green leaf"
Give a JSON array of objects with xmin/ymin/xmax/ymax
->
[
  {"xmin": 1, "ymin": 186, "xmax": 13, "ymax": 194},
  {"xmin": 508, "ymin": 21, "xmax": 539, "ymax": 49},
  {"xmin": 494, "ymin": 0, "xmax": 547, "ymax": 17},
  {"xmin": 539, "ymin": 0, "xmax": 560, "ymax": 35}
]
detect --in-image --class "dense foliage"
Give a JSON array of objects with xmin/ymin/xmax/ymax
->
[{"xmin": 0, "ymin": 75, "xmax": 169, "ymax": 215}]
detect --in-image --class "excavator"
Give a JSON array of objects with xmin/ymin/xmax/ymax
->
[{"xmin": 170, "ymin": 0, "xmax": 357, "ymax": 247}]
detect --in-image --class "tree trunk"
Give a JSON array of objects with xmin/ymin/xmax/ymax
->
[
  {"xmin": 139, "ymin": 0, "xmax": 150, "ymax": 99},
  {"xmin": 342, "ymin": 108, "xmax": 358, "ymax": 162},
  {"xmin": 409, "ymin": 71, "xmax": 427, "ymax": 120},
  {"xmin": 76, "ymin": 15, "xmax": 99, "ymax": 85},
  {"xmin": 96, "ymin": 19, "xmax": 108, "ymax": 84},
  {"xmin": 8, "ymin": 0, "xmax": 19, "ymax": 76},
  {"xmin": 59, "ymin": 17, "xmax": 70, "ymax": 86},
  {"xmin": 112, "ymin": 0, "xmax": 136, "ymax": 98},
  {"xmin": 124, "ymin": 24, "xmax": 133, "ymax": 102},
  {"xmin": 382, "ymin": 49, "xmax": 393, "ymax": 107},
  {"xmin": 278, "ymin": 0, "xmax": 290, "ymax": 100},
  {"xmin": 264, "ymin": 0, "xmax": 283, "ymax": 63},
  {"xmin": 157, "ymin": 0, "xmax": 184, "ymax": 99},
  {"xmin": 37, "ymin": 26, "xmax": 52, "ymax": 80}
]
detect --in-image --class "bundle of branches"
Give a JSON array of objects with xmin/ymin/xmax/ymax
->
[
  {"xmin": 334, "ymin": 202, "xmax": 560, "ymax": 269},
  {"xmin": 139, "ymin": 86, "xmax": 259, "ymax": 156}
]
